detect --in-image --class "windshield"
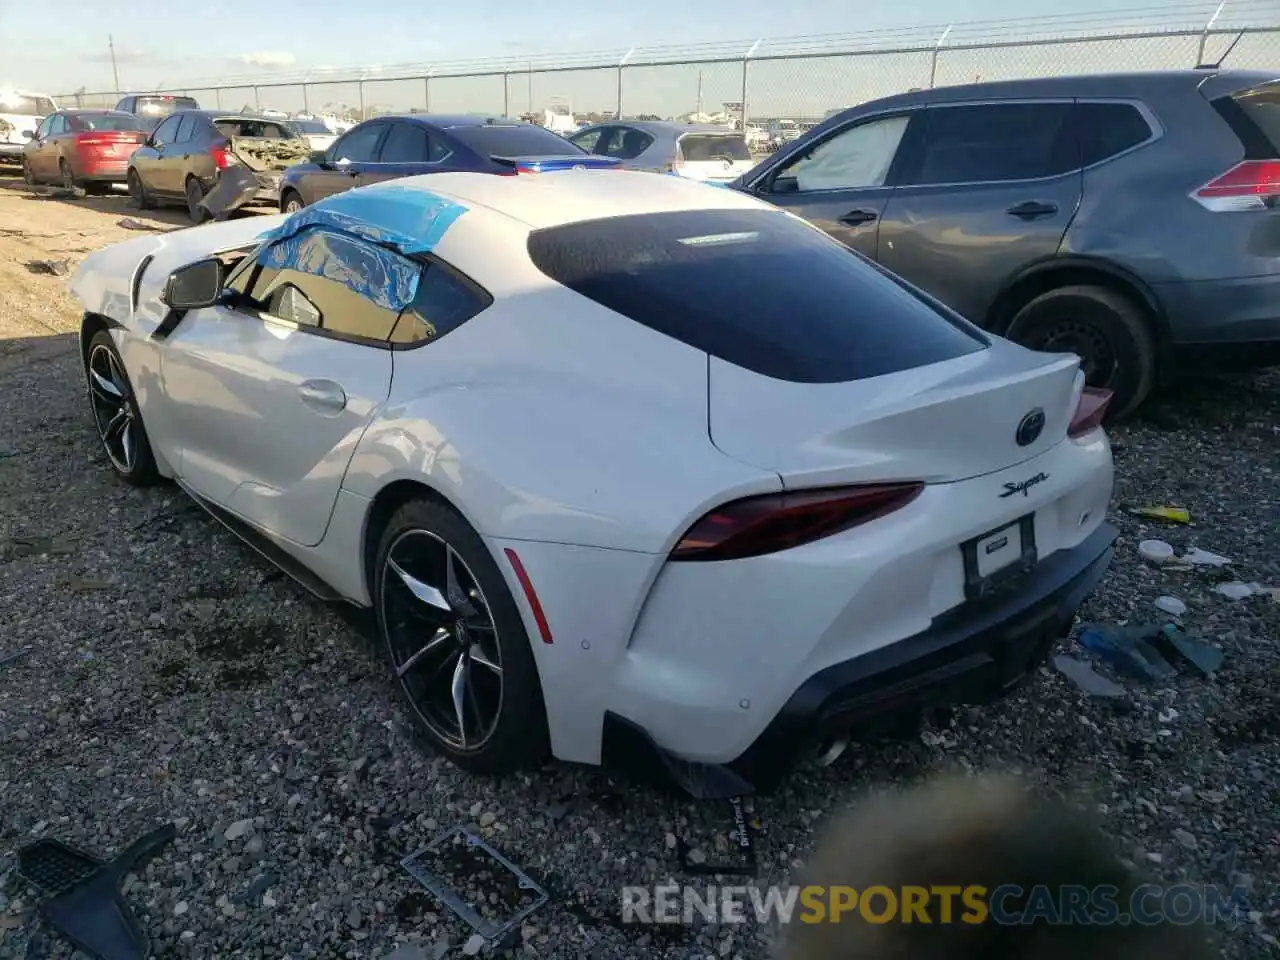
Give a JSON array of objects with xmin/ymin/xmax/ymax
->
[
  {"xmin": 448, "ymin": 123, "xmax": 584, "ymax": 157},
  {"xmin": 291, "ymin": 120, "xmax": 331, "ymax": 134},
  {"xmin": 70, "ymin": 113, "xmax": 145, "ymax": 132},
  {"xmin": 136, "ymin": 96, "xmax": 199, "ymax": 116},
  {"xmin": 678, "ymin": 134, "xmax": 752, "ymax": 162},
  {"xmin": 0, "ymin": 94, "xmax": 55, "ymax": 116}
]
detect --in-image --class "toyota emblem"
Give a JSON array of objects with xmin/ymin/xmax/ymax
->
[{"xmin": 1015, "ymin": 409, "xmax": 1046, "ymax": 447}]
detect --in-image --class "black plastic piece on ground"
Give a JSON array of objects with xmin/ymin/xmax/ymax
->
[
  {"xmin": 31, "ymin": 822, "xmax": 177, "ymax": 960},
  {"xmin": 677, "ymin": 797, "xmax": 758, "ymax": 877},
  {"xmin": 18, "ymin": 840, "xmax": 103, "ymax": 897},
  {"xmin": 599, "ymin": 712, "xmax": 753, "ymax": 800}
]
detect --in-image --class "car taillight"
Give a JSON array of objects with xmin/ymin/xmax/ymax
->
[
  {"xmin": 670, "ymin": 483, "xmax": 924, "ymax": 562},
  {"xmin": 1068, "ymin": 386, "xmax": 1111, "ymax": 438},
  {"xmin": 210, "ymin": 145, "xmax": 229, "ymax": 169},
  {"xmin": 1190, "ymin": 160, "xmax": 1280, "ymax": 212}
]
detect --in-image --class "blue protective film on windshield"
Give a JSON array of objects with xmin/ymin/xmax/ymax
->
[
  {"xmin": 258, "ymin": 183, "xmax": 469, "ymax": 255},
  {"xmin": 259, "ymin": 229, "xmax": 420, "ymax": 312}
]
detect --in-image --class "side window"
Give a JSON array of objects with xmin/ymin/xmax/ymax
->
[
  {"xmin": 773, "ymin": 114, "xmax": 911, "ymax": 192},
  {"xmin": 390, "ymin": 260, "xmax": 491, "ymax": 346},
  {"xmin": 1076, "ymin": 102, "xmax": 1153, "ymax": 167},
  {"xmin": 247, "ymin": 228, "xmax": 417, "ymax": 342},
  {"xmin": 115, "ymin": 97, "xmax": 133, "ymax": 112},
  {"xmin": 48, "ymin": 115, "xmax": 67, "ymax": 135},
  {"xmin": 35, "ymin": 116, "xmax": 53, "ymax": 138},
  {"xmin": 427, "ymin": 135, "xmax": 450, "ymax": 162},
  {"xmin": 570, "ymin": 128, "xmax": 604, "ymax": 153},
  {"xmin": 606, "ymin": 128, "xmax": 653, "ymax": 159},
  {"xmin": 906, "ymin": 102, "xmax": 1076, "ymax": 186},
  {"xmin": 151, "ymin": 115, "xmax": 182, "ymax": 145},
  {"xmin": 332, "ymin": 123, "xmax": 384, "ymax": 164},
  {"xmin": 174, "ymin": 114, "xmax": 196, "ymax": 143},
  {"xmin": 379, "ymin": 123, "xmax": 430, "ymax": 163}
]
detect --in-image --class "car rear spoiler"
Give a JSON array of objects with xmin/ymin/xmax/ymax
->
[{"xmin": 490, "ymin": 154, "xmax": 623, "ymax": 173}]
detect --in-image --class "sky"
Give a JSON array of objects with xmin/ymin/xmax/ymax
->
[{"xmin": 1, "ymin": 0, "xmax": 1271, "ymax": 119}]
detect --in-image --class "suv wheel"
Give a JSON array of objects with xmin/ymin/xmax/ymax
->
[{"xmin": 1005, "ymin": 284, "xmax": 1156, "ymax": 422}]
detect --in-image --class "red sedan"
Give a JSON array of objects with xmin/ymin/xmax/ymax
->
[{"xmin": 22, "ymin": 109, "xmax": 148, "ymax": 193}]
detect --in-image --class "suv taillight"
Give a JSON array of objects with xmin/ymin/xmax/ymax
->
[
  {"xmin": 1190, "ymin": 160, "xmax": 1280, "ymax": 212},
  {"xmin": 670, "ymin": 483, "xmax": 924, "ymax": 562}
]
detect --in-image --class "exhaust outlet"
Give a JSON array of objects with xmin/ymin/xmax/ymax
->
[{"xmin": 816, "ymin": 736, "xmax": 849, "ymax": 767}]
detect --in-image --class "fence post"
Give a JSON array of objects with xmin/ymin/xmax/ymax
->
[
  {"xmin": 215, "ymin": 87, "xmax": 222, "ymax": 109},
  {"xmin": 425, "ymin": 69, "xmax": 432, "ymax": 112},
  {"xmin": 1197, "ymin": 0, "xmax": 1227, "ymax": 65},
  {"xmin": 253, "ymin": 85, "xmax": 261, "ymax": 112},
  {"xmin": 928, "ymin": 24, "xmax": 952, "ymax": 88},
  {"xmin": 503, "ymin": 72, "xmax": 510, "ymax": 117},
  {"xmin": 618, "ymin": 48, "xmax": 634, "ymax": 119},
  {"xmin": 527, "ymin": 61, "xmax": 534, "ymax": 117},
  {"xmin": 358, "ymin": 76, "xmax": 366, "ymax": 120},
  {"xmin": 741, "ymin": 39, "xmax": 761, "ymax": 133}
]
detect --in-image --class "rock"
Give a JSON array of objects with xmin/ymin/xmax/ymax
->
[
  {"xmin": 173, "ymin": 901, "xmax": 188, "ymax": 916},
  {"xmin": 462, "ymin": 933, "xmax": 486, "ymax": 956},
  {"xmin": 479, "ymin": 811, "xmax": 496, "ymax": 827},
  {"xmin": 224, "ymin": 818, "xmax": 254, "ymax": 841},
  {"xmin": 1053, "ymin": 655, "xmax": 1125, "ymax": 697},
  {"xmin": 1174, "ymin": 829, "xmax": 1198, "ymax": 850}
]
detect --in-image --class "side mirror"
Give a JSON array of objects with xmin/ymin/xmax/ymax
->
[
  {"xmin": 161, "ymin": 258, "xmax": 225, "ymax": 310},
  {"xmin": 309, "ymin": 149, "xmax": 330, "ymax": 167},
  {"xmin": 22, "ymin": 130, "xmax": 35, "ymax": 140}
]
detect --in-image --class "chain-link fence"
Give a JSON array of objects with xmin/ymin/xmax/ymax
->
[{"xmin": 56, "ymin": 22, "xmax": 1280, "ymax": 127}]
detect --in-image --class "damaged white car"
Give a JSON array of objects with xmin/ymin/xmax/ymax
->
[{"xmin": 127, "ymin": 110, "xmax": 312, "ymax": 222}]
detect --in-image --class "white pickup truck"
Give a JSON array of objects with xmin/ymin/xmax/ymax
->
[{"xmin": 0, "ymin": 89, "xmax": 57, "ymax": 163}]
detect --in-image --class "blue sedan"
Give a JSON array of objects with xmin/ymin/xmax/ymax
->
[{"xmin": 278, "ymin": 113, "xmax": 620, "ymax": 212}]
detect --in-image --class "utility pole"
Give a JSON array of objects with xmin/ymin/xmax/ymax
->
[
  {"xmin": 696, "ymin": 69, "xmax": 703, "ymax": 116},
  {"xmin": 108, "ymin": 35, "xmax": 121, "ymax": 95}
]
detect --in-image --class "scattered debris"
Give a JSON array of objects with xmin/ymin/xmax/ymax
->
[
  {"xmin": 0, "ymin": 447, "xmax": 20, "ymax": 458},
  {"xmin": 677, "ymin": 796, "xmax": 757, "ymax": 877},
  {"xmin": 1053, "ymin": 655, "xmax": 1125, "ymax": 697},
  {"xmin": 116, "ymin": 218, "xmax": 162, "ymax": 232},
  {"xmin": 1130, "ymin": 505, "xmax": 1191, "ymax": 524},
  {"xmin": 32, "ymin": 187, "xmax": 76, "ymax": 200},
  {"xmin": 1154, "ymin": 595, "xmax": 1187, "ymax": 616},
  {"xmin": 17, "ymin": 822, "xmax": 176, "ymax": 960},
  {"xmin": 1182, "ymin": 547, "xmax": 1232, "ymax": 567},
  {"xmin": 69, "ymin": 576, "xmax": 112, "ymax": 592},
  {"xmin": 1216, "ymin": 581, "xmax": 1269, "ymax": 601},
  {"xmin": 234, "ymin": 870, "xmax": 277, "ymax": 907},
  {"xmin": 400, "ymin": 827, "xmax": 547, "ymax": 946},
  {"xmin": 1138, "ymin": 539, "xmax": 1174, "ymax": 564},
  {"xmin": 25, "ymin": 259, "xmax": 70, "ymax": 277},
  {"xmin": 462, "ymin": 933, "xmax": 486, "ymax": 956},
  {"xmin": 1, "ymin": 533, "xmax": 77, "ymax": 561},
  {"xmin": 1078, "ymin": 623, "xmax": 1224, "ymax": 681},
  {"xmin": 0, "ymin": 646, "xmax": 32, "ymax": 668}
]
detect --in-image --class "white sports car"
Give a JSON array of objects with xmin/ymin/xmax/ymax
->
[{"xmin": 69, "ymin": 170, "xmax": 1118, "ymax": 796}]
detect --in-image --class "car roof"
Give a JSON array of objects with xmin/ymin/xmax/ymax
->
[
  {"xmin": 853, "ymin": 68, "xmax": 1277, "ymax": 111},
  {"xmin": 366, "ymin": 113, "xmax": 540, "ymax": 130},
  {"xmin": 350, "ymin": 169, "xmax": 769, "ymax": 232},
  {"xmin": 62, "ymin": 108, "xmax": 133, "ymax": 115},
  {"xmin": 586, "ymin": 120, "xmax": 741, "ymax": 138}
]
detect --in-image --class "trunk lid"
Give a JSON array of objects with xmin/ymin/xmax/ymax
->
[{"xmin": 709, "ymin": 342, "xmax": 1082, "ymax": 487}]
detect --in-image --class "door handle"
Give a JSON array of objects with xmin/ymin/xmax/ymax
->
[
  {"xmin": 838, "ymin": 208, "xmax": 878, "ymax": 226},
  {"xmin": 298, "ymin": 379, "xmax": 347, "ymax": 414},
  {"xmin": 1006, "ymin": 201, "xmax": 1058, "ymax": 219}
]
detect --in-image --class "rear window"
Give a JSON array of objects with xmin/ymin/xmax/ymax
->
[
  {"xmin": 291, "ymin": 120, "xmax": 331, "ymax": 134},
  {"xmin": 527, "ymin": 208, "xmax": 986, "ymax": 383},
  {"xmin": 70, "ymin": 113, "xmax": 145, "ymax": 132},
  {"xmin": 678, "ymin": 134, "xmax": 751, "ymax": 162},
  {"xmin": 1076, "ymin": 102, "xmax": 1153, "ymax": 167},
  {"xmin": 1215, "ymin": 82, "xmax": 1280, "ymax": 158},
  {"xmin": 135, "ymin": 96, "xmax": 199, "ymax": 116},
  {"xmin": 447, "ymin": 124, "xmax": 583, "ymax": 158},
  {"xmin": 0, "ymin": 94, "xmax": 54, "ymax": 116}
]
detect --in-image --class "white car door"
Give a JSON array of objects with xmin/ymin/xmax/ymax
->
[{"xmin": 158, "ymin": 227, "xmax": 417, "ymax": 547}]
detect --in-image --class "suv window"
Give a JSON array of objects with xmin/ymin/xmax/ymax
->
[
  {"xmin": 1076, "ymin": 102, "xmax": 1152, "ymax": 167},
  {"xmin": 447, "ymin": 123, "xmax": 583, "ymax": 157},
  {"xmin": 115, "ymin": 97, "xmax": 134, "ymax": 113},
  {"xmin": 332, "ymin": 123, "xmax": 384, "ymax": 163},
  {"xmin": 527, "ymin": 208, "xmax": 985, "ymax": 384},
  {"xmin": 773, "ymin": 114, "xmax": 911, "ymax": 192},
  {"xmin": 390, "ymin": 262, "xmax": 491, "ymax": 345},
  {"xmin": 906, "ymin": 102, "xmax": 1076, "ymax": 185},
  {"xmin": 135, "ymin": 95, "xmax": 199, "ymax": 116}
]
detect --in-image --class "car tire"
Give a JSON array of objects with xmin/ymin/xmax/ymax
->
[
  {"xmin": 85, "ymin": 330, "xmax": 160, "ymax": 487},
  {"xmin": 1004, "ymin": 284, "xmax": 1156, "ymax": 422},
  {"xmin": 373, "ymin": 497, "xmax": 551, "ymax": 775},
  {"xmin": 280, "ymin": 189, "xmax": 304, "ymax": 215},
  {"xmin": 127, "ymin": 169, "xmax": 154, "ymax": 209},
  {"xmin": 185, "ymin": 176, "xmax": 209, "ymax": 223},
  {"xmin": 21, "ymin": 157, "xmax": 35, "ymax": 186}
]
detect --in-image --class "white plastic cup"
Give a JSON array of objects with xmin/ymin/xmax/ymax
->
[{"xmin": 1139, "ymin": 539, "xmax": 1175, "ymax": 564}]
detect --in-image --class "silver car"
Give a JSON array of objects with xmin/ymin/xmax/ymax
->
[{"xmin": 567, "ymin": 120, "xmax": 754, "ymax": 182}]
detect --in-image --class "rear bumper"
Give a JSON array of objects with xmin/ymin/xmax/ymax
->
[
  {"xmin": 1156, "ymin": 274, "xmax": 1280, "ymax": 361},
  {"xmin": 601, "ymin": 520, "xmax": 1118, "ymax": 797},
  {"xmin": 77, "ymin": 158, "xmax": 130, "ymax": 182}
]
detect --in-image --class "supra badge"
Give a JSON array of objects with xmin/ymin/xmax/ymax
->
[{"xmin": 1000, "ymin": 471, "xmax": 1049, "ymax": 498}]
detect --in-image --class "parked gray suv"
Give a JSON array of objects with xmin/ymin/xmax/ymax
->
[{"xmin": 734, "ymin": 70, "xmax": 1280, "ymax": 419}]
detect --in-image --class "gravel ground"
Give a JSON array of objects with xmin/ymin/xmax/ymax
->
[{"xmin": 0, "ymin": 177, "xmax": 1277, "ymax": 959}]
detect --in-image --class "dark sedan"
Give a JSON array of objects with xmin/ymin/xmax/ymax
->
[{"xmin": 278, "ymin": 114, "xmax": 621, "ymax": 212}]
